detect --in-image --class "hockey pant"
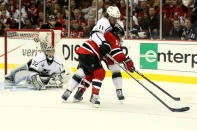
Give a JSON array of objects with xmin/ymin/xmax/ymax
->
[{"xmin": 67, "ymin": 54, "xmax": 105, "ymax": 95}]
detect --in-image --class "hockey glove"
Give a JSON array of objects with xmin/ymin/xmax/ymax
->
[
  {"xmin": 99, "ymin": 41, "xmax": 111, "ymax": 57},
  {"xmin": 31, "ymin": 75, "xmax": 46, "ymax": 90},
  {"xmin": 123, "ymin": 56, "xmax": 135, "ymax": 72},
  {"xmin": 48, "ymin": 74, "xmax": 64, "ymax": 86}
]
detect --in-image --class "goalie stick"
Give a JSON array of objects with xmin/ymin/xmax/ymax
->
[
  {"xmin": 106, "ymin": 54, "xmax": 190, "ymax": 112},
  {"xmin": 134, "ymin": 70, "xmax": 181, "ymax": 101}
]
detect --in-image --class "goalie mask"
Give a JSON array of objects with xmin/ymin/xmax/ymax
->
[{"xmin": 45, "ymin": 44, "xmax": 55, "ymax": 61}]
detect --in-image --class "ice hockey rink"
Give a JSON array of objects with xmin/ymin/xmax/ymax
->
[{"xmin": 0, "ymin": 69, "xmax": 196, "ymax": 131}]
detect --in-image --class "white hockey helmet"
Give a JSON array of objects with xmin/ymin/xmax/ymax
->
[{"xmin": 106, "ymin": 6, "xmax": 120, "ymax": 18}]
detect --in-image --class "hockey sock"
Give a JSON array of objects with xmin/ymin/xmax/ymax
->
[
  {"xmin": 112, "ymin": 72, "xmax": 122, "ymax": 89},
  {"xmin": 67, "ymin": 74, "xmax": 82, "ymax": 91},
  {"xmin": 80, "ymin": 74, "xmax": 93, "ymax": 93}
]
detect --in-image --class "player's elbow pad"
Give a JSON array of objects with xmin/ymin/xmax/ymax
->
[{"xmin": 99, "ymin": 41, "xmax": 111, "ymax": 57}]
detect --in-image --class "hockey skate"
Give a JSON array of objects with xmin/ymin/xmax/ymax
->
[
  {"xmin": 90, "ymin": 94, "xmax": 100, "ymax": 108},
  {"xmin": 62, "ymin": 89, "xmax": 72, "ymax": 101},
  {"xmin": 116, "ymin": 89, "xmax": 125, "ymax": 101},
  {"xmin": 73, "ymin": 87, "xmax": 84, "ymax": 102}
]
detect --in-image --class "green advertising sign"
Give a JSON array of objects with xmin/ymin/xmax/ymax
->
[{"xmin": 140, "ymin": 43, "xmax": 158, "ymax": 69}]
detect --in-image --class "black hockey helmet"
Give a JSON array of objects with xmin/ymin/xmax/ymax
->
[
  {"xmin": 48, "ymin": 15, "xmax": 56, "ymax": 22},
  {"xmin": 111, "ymin": 25, "xmax": 125, "ymax": 39}
]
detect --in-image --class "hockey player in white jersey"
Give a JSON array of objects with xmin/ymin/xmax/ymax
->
[
  {"xmin": 28, "ymin": 44, "xmax": 65, "ymax": 90},
  {"xmin": 4, "ymin": 23, "xmax": 52, "ymax": 85},
  {"xmin": 4, "ymin": 23, "xmax": 68, "ymax": 89},
  {"xmin": 4, "ymin": 43, "xmax": 66, "ymax": 90},
  {"xmin": 90, "ymin": 6, "xmax": 121, "ymax": 47}
]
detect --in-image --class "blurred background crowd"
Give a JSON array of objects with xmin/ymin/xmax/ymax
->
[{"xmin": 0, "ymin": 0, "xmax": 197, "ymax": 40}]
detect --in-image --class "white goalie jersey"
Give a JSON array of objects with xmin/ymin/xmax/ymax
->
[
  {"xmin": 29, "ymin": 52, "xmax": 65, "ymax": 79},
  {"xmin": 38, "ymin": 29, "xmax": 71, "ymax": 75}
]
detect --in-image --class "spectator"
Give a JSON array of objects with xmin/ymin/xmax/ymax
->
[
  {"xmin": 181, "ymin": 18, "xmax": 197, "ymax": 40},
  {"xmin": 13, "ymin": 3, "xmax": 27, "ymax": 24},
  {"xmin": 136, "ymin": 0, "xmax": 149, "ymax": 21},
  {"xmin": 168, "ymin": 19, "xmax": 184, "ymax": 40},
  {"xmin": 141, "ymin": 7, "xmax": 159, "ymax": 39},
  {"xmin": 129, "ymin": 19, "xmax": 147, "ymax": 39},
  {"xmin": 84, "ymin": 16, "xmax": 95, "ymax": 37},
  {"xmin": 190, "ymin": 0, "xmax": 197, "ymax": 26},
  {"xmin": 98, "ymin": 0, "xmax": 110, "ymax": 19},
  {"xmin": 52, "ymin": 3, "xmax": 61, "ymax": 14},
  {"xmin": 56, "ymin": 11, "xmax": 64, "ymax": 25},
  {"xmin": 170, "ymin": 0, "xmax": 191, "ymax": 25},
  {"xmin": 0, "ymin": 4, "xmax": 10, "ymax": 18},
  {"xmin": 70, "ymin": 20, "xmax": 85, "ymax": 38},
  {"xmin": 36, "ymin": 12, "xmax": 44, "ymax": 27},
  {"xmin": 0, "ymin": 0, "xmax": 8, "ymax": 5},
  {"xmin": 0, "ymin": 23, "xmax": 5, "ymax": 36},
  {"xmin": 71, "ymin": 0, "xmax": 78, "ymax": 10},
  {"xmin": 27, "ymin": 0, "xmax": 38, "ymax": 25},
  {"xmin": 72, "ymin": 9, "xmax": 85, "ymax": 26},
  {"xmin": 81, "ymin": 0, "xmax": 96, "ymax": 20},
  {"xmin": 0, "ymin": 9, "xmax": 11, "ymax": 24},
  {"xmin": 119, "ymin": 0, "xmax": 126, "ymax": 16},
  {"xmin": 23, "ymin": 19, "xmax": 34, "ymax": 29}
]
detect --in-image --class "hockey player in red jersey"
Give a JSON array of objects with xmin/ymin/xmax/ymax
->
[
  {"xmin": 73, "ymin": 24, "xmax": 134, "ymax": 102},
  {"xmin": 62, "ymin": 25, "xmax": 135, "ymax": 107}
]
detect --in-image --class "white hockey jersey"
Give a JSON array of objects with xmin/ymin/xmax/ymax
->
[
  {"xmin": 90, "ymin": 17, "xmax": 112, "ymax": 46},
  {"xmin": 28, "ymin": 52, "xmax": 65, "ymax": 80},
  {"xmin": 90, "ymin": 17, "xmax": 124, "ymax": 46}
]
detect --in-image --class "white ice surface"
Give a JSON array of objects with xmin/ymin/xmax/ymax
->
[{"xmin": 0, "ymin": 69, "xmax": 197, "ymax": 131}]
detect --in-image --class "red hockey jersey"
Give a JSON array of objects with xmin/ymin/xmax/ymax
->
[{"xmin": 76, "ymin": 32, "xmax": 126, "ymax": 64}]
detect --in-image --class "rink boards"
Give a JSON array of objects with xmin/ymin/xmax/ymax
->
[{"xmin": 0, "ymin": 37, "xmax": 197, "ymax": 84}]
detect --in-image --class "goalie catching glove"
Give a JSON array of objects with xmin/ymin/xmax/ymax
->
[
  {"xmin": 123, "ymin": 56, "xmax": 135, "ymax": 72},
  {"xmin": 47, "ymin": 73, "xmax": 64, "ymax": 88}
]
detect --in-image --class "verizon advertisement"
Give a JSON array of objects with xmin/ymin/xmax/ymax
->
[{"xmin": 6, "ymin": 39, "xmax": 41, "ymax": 64}]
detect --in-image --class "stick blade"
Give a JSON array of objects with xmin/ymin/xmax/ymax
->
[{"xmin": 171, "ymin": 107, "xmax": 190, "ymax": 112}]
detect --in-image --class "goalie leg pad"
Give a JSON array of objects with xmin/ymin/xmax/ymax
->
[
  {"xmin": 5, "ymin": 64, "xmax": 28, "ymax": 84},
  {"xmin": 31, "ymin": 75, "xmax": 45, "ymax": 90}
]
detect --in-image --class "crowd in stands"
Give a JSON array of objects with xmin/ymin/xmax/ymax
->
[{"xmin": 0, "ymin": 0, "xmax": 197, "ymax": 40}]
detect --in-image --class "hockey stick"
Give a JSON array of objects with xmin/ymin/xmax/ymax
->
[
  {"xmin": 134, "ymin": 70, "xmax": 181, "ymax": 101},
  {"xmin": 106, "ymin": 54, "xmax": 189, "ymax": 112}
]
